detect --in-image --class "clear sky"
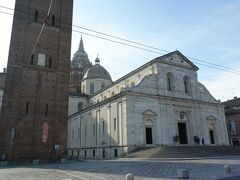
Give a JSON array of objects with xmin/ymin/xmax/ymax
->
[{"xmin": 0, "ymin": 0, "xmax": 240, "ymax": 101}]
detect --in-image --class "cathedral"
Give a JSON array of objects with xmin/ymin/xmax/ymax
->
[{"xmin": 67, "ymin": 38, "xmax": 229, "ymax": 159}]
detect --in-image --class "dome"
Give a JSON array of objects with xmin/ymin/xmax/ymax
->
[{"xmin": 83, "ymin": 58, "xmax": 112, "ymax": 81}]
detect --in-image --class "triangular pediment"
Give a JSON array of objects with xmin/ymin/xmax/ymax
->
[
  {"xmin": 157, "ymin": 50, "xmax": 199, "ymax": 71},
  {"xmin": 206, "ymin": 115, "xmax": 217, "ymax": 121},
  {"xmin": 142, "ymin": 109, "xmax": 157, "ymax": 116}
]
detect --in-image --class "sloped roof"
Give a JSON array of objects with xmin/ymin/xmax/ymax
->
[
  {"xmin": 155, "ymin": 50, "xmax": 199, "ymax": 71},
  {"xmin": 222, "ymin": 97, "xmax": 240, "ymax": 107}
]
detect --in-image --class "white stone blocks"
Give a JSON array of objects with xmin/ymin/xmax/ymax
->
[
  {"xmin": 126, "ymin": 173, "xmax": 134, "ymax": 180},
  {"xmin": 177, "ymin": 169, "xmax": 189, "ymax": 179},
  {"xmin": 224, "ymin": 165, "xmax": 231, "ymax": 173}
]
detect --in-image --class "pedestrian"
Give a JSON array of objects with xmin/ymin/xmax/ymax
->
[{"xmin": 197, "ymin": 137, "xmax": 200, "ymax": 146}]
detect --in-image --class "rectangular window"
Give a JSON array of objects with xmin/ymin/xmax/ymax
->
[
  {"xmin": 37, "ymin": 54, "xmax": 46, "ymax": 66},
  {"xmin": 78, "ymin": 127, "xmax": 80, "ymax": 139},
  {"xmin": 34, "ymin": 10, "xmax": 38, "ymax": 22},
  {"xmin": 114, "ymin": 118, "xmax": 117, "ymax": 131},
  {"xmin": 26, "ymin": 101, "xmax": 29, "ymax": 115},
  {"xmin": 49, "ymin": 57, "xmax": 52, "ymax": 68},
  {"xmin": 114, "ymin": 149, "xmax": 118, "ymax": 157},
  {"xmin": 31, "ymin": 54, "xmax": 34, "ymax": 65},
  {"xmin": 90, "ymin": 82, "xmax": 94, "ymax": 94},
  {"xmin": 45, "ymin": 103, "xmax": 48, "ymax": 117},
  {"xmin": 84, "ymin": 150, "xmax": 87, "ymax": 157},
  {"xmin": 52, "ymin": 15, "xmax": 55, "ymax": 26},
  {"xmin": 93, "ymin": 124, "xmax": 95, "ymax": 136},
  {"xmin": 85, "ymin": 126, "xmax": 87, "ymax": 136},
  {"xmin": 93, "ymin": 150, "xmax": 95, "ymax": 157},
  {"xmin": 102, "ymin": 121, "xmax": 105, "ymax": 133},
  {"xmin": 72, "ymin": 129, "xmax": 74, "ymax": 140}
]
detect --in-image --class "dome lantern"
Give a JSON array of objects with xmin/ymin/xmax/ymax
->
[
  {"xmin": 95, "ymin": 54, "xmax": 100, "ymax": 64},
  {"xmin": 83, "ymin": 57, "xmax": 112, "ymax": 82}
]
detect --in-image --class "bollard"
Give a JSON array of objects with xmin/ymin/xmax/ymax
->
[
  {"xmin": 224, "ymin": 165, "xmax": 231, "ymax": 173},
  {"xmin": 126, "ymin": 173, "xmax": 134, "ymax": 180},
  {"xmin": 0, "ymin": 161, "xmax": 8, "ymax": 166},
  {"xmin": 177, "ymin": 169, "xmax": 189, "ymax": 179}
]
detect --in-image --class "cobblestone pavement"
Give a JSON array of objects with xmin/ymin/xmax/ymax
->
[{"xmin": 1, "ymin": 157, "xmax": 240, "ymax": 180}]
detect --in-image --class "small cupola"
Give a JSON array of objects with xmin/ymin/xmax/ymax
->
[{"xmin": 95, "ymin": 55, "xmax": 100, "ymax": 65}]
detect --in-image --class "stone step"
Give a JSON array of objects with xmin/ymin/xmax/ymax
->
[{"xmin": 125, "ymin": 146, "xmax": 240, "ymax": 158}]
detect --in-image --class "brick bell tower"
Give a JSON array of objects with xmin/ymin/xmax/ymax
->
[{"xmin": 0, "ymin": 0, "xmax": 73, "ymax": 162}]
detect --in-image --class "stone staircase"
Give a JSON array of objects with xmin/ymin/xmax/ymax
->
[{"xmin": 125, "ymin": 146, "xmax": 240, "ymax": 158}]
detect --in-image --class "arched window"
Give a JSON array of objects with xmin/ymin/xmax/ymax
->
[
  {"xmin": 167, "ymin": 77, "xmax": 171, "ymax": 91},
  {"xmin": 104, "ymin": 96, "xmax": 107, "ymax": 100},
  {"xmin": 183, "ymin": 76, "xmax": 190, "ymax": 94},
  {"xmin": 90, "ymin": 82, "xmax": 94, "ymax": 94},
  {"xmin": 78, "ymin": 102, "xmax": 83, "ymax": 111},
  {"xmin": 166, "ymin": 72, "xmax": 174, "ymax": 91},
  {"xmin": 101, "ymin": 82, "xmax": 105, "ymax": 89},
  {"xmin": 120, "ymin": 87, "xmax": 124, "ymax": 92}
]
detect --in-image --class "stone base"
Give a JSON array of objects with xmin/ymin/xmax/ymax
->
[
  {"xmin": 32, "ymin": 159, "xmax": 40, "ymax": 165},
  {"xmin": 224, "ymin": 165, "xmax": 231, "ymax": 173},
  {"xmin": 126, "ymin": 173, "xmax": 134, "ymax": 180},
  {"xmin": 177, "ymin": 169, "xmax": 189, "ymax": 179}
]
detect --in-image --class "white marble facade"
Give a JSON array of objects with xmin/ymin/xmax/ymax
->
[{"xmin": 67, "ymin": 51, "xmax": 229, "ymax": 159}]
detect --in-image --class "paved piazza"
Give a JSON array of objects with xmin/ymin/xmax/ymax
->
[{"xmin": 1, "ymin": 157, "xmax": 240, "ymax": 180}]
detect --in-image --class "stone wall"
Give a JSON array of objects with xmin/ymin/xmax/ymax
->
[
  {"xmin": 68, "ymin": 95, "xmax": 128, "ymax": 158},
  {"xmin": 125, "ymin": 93, "xmax": 229, "ymax": 149},
  {"xmin": 68, "ymin": 95, "xmax": 89, "ymax": 116},
  {"xmin": 81, "ymin": 78, "xmax": 112, "ymax": 95}
]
